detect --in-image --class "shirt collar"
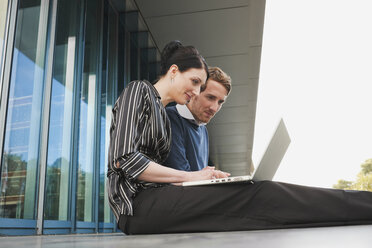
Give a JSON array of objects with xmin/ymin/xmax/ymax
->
[
  {"xmin": 144, "ymin": 80, "xmax": 161, "ymax": 100},
  {"xmin": 176, "ymin": 104, "xmax": 206, "ymax": 126}
]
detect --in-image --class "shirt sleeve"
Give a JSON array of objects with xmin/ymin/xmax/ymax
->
[
  {"xmin": 163, "ymin": 108, "xmax": 191, "ymax": 171},
  {"xmin": 109, "ymin": 82, "xmax": 151, "ymax": 180}
]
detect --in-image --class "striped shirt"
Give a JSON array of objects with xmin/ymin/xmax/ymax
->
[{"xmin": 107, "ymin": 80, "xmax": 171, "ymax": 221}]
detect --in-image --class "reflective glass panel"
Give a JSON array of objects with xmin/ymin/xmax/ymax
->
[
  {"xmin": 130, "ymin": 35, "xmax": 139, "ymax": 81},
  {"xmin": 76, "ymin": 0, "xmax": 100, "ymax": 222},
  {"xmin": 0, "ymin": 0, "xmax": 9, "ymax": 83},
  {"xmin": 44, "ymin": 0, "xmax": 80, "ymax": 221},
  {"xmin": 99, "ymin": 3, "xmax": 117, "ymax": 224},
  {"xmin": 0, "ymin": 0, "xmax": 47, "ymax": 219}
]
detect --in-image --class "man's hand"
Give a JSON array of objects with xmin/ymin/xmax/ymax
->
[{"xmin": 201, "ymin": 166, "xmax": 231, "ymax": 179}]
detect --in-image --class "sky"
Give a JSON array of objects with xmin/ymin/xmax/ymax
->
[{"xmin": 252, "ymin": 0, "xmax": 372, "ymax": 188}]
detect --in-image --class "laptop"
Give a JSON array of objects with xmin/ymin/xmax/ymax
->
[{"xmin": 182, "ymin": 118, "xmax": 291, "ymax": 186}]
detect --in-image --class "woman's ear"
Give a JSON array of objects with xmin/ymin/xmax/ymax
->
[{"xmin": 169, "ymin": 64, "xmax": 179, "ymax": 78}]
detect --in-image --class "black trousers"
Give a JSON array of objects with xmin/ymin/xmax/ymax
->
[{"xmin": 118, "ymin": 181, "xmax": 372, "ymax": 234}]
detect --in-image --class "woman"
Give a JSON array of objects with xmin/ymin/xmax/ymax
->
[
  {"xmin": 108, "ymin": 41, "xmax": 372, "ymax": 235},
  {"xmin": 107, "ymin": 40, "xmax": 229, "ymax": 234}
]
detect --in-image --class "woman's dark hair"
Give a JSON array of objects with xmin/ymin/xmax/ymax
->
[{"xmin": 160, "ymin": 40, "xmax": 209, "ymax": 79}]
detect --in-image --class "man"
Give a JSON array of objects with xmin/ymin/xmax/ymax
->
[{"xmin": 164, "ymin": 66, "xmax": 231, "ymax": 172}]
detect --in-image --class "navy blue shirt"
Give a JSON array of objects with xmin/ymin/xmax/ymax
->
[{"xmin": 164, "ymin": 105, "xmax": 209, "ymax": 171}]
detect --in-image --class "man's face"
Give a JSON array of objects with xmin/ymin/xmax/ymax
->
[{"xmin": 187, "ymin": 79, "xmax": 228, "ymax": 124}]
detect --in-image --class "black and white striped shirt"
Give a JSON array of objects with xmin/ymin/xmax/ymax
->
[{"xmin": 107, "ymin": 80, "xmax": 171, "ymax": 220}]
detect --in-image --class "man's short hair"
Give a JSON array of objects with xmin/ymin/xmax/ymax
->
[{"xmin": 201, "ymin": 66, "xmax": 232, "ymax": 95}]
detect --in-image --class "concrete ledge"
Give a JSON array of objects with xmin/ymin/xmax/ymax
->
[{"xmin": 1, "ymin": 225, "xmax": 371, "ymax": 248}]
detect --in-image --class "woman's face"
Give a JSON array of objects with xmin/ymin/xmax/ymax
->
[{"xmin": 172, "ymin": 67, "xmax": 207, "ymax": 105}]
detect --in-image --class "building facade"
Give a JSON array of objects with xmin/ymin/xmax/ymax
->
[{"xmin": 0, "ymin": 0, "xmax": 159, "ymax": 235}]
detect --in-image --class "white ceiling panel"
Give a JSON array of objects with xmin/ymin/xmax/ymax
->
[
  {"xmin": 247, "ymin": 0, "xmax": 266, "ymax": 45},
  {"xmin": 210, "ymin": 134, "xmax": 250, "ymax": 147},
  {"xmin": 224, "ymin": 85, "xmax": 258, "ymax": 107},
  {"xmin": 210, "ymin": 106, "xmax": 256, "ymax": 124},
  {"xmin": 206, "ymin": 53, "xmax": 261, "ymax": 87},
  {"xmin": 210, "ymin": 144, "xmax": 252, "ymax": 155},
  {"xmin": 206, "ymin": 54, "xmax": 253, "ymax": 85},
  {"xmin": 144, "ymin": 7, "xmax": 250, "ymax": 57},
  {"xmin": 207, "ymin": 122, "xmax": 253, "ymax": 136},
  {"xmin": 136, "ymin": 0, "xmax": 249, "ymax": 18},
  {"xmin": 246, "ymin": 46, "xmax": 263, "ymax": 78},
  {"xmin": 216, "ymin": 152, "xmax": 251, "ymax": 163}
]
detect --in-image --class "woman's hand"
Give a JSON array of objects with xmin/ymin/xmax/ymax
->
[
  {"xmin": 137, "ymin": 162, "xmax": 231, "ymax": 184},
  {"xmin": 186, "ymin": 166, "xmax": 230, "ymax": 181}
]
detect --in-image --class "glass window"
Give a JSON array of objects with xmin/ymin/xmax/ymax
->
[
  {"xmin": 44, "ymin": 0, "xmax": 80, "ymax": 221},
  {"xmin": 130, "ymin": 34, "xmax": 139, "ymax": 82},
  {"xmin": 0, "ymin": 0, "xmax": 9, "ymax": 84},
  {"xmin": 98, "ymin": 3, "xmax": 117, "ymax": 224},
  {"xmin": 0, "ymin": 0, "xmax": 47, "ymax": 219},
  {"xmin": 76, "ymin": 0, "xmax": 100, "ymax": 223},
  {"xmin": 139, "ymin": 33, "xmax": 149, "ymax": 80}
]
